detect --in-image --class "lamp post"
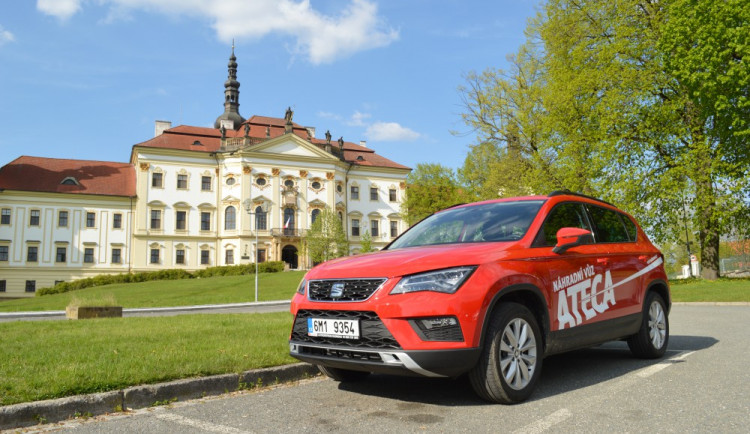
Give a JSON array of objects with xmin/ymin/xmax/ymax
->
[{"xmin": 244, "ymin": 199, "xmax": 269, "ymax": 302}]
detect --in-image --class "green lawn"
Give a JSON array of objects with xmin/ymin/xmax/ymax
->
[
  {"xmin": 0, "ymin": 274, "xmax": 747, "ymax": 407},
  {"xmin": 669, "ymin": 278, "xmax": 750, "ymax": 302},
  {"xmin": 0, "ymin": 313, "xmax": 296, "ymax": 406},
  {"xmin": 0, "ymin": 271, "xmax": 305, "ymax": 312}
]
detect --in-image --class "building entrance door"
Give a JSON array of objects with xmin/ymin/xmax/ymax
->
[{"xmin": 282, "ymin": 245, "xmax": 298, "ymax": 269}]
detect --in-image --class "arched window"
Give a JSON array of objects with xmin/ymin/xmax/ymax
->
[
  {"xmin": 284, "ymin": 208, "xmax": 295, "ymax": 235},
  {"xmin": 255, "ymin": 206, "xmax": 267, "ymax": 230},
  {"xmin": 311, "ymin": 209, "xmax": 321, "ymax": 225},
  {"xmin": 224, "ymin": 206, "xmax": 236, "ymax": 230}
]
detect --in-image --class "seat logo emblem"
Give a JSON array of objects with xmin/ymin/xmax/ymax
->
[{"xmin": 331, "ymin": 282, "xmax": 345, "ymax": 298}]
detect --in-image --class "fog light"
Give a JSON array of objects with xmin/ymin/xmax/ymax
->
[
  {"xmin": 420, "ymin": 317, "xmax": 458, "ymax": 329},
  {"xmin": 410, "ymin": 316, "xmax": 463, "ymax": 342}
]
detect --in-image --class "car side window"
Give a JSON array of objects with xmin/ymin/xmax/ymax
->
[
  {"xmin": 621, "ymin": 215, "xmax": 638, "ymax": 241},
  {"xmin": 535, "ymin": 202, "xmax": 592, "ymax": 246},
  {"xmin": 588, "ymin": 205, "xmax": 631, "ymax": 243}
]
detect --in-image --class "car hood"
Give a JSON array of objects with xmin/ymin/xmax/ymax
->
[{"xmin": 305, "ymin": 242, "xmax": 518, "ymax": 280}]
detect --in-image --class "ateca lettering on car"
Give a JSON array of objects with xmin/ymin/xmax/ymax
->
[{"xmin": 289, "ymin": 191, "xmax": 671, "ymax": 404}]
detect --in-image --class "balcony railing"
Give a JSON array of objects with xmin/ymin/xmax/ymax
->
[{"xmin": 271, "ymin": 228, "xmax": 305, "ymax": 237}]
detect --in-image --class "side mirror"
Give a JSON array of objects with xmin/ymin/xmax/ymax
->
[{"xmin": 552, "ymin": 227, "xmax": 594, "ymax": 254}]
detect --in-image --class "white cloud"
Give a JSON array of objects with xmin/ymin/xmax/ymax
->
[
  {"xmin": 365, "ymin": 122, "xmax": 420, "ymax": 142},
  {"xmin": 317, "ymin": 111, "xmax": 343, "ymax": 121},
  {"xmin": 37, "ymin": 0, "xmax": 82, "ymax": 20},
  {"xmin": 0, "ymin": 25, "xmax": 15, "ymax": 45},
  {"xmin": 36, "ymin": 0, "xmax": 398, "ymax": 64},
  {"xmin": 347, "ymin": 110, "xmax": 371, "ymax": 127}
]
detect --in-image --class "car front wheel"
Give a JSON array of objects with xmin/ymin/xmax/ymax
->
[
  {"xmin": 627, "ymin": 292, "xmax": 669, "ymax": 358},
  {"xmin": 469, "ymin": 303, "xmax": 543, "ymax": 404}
]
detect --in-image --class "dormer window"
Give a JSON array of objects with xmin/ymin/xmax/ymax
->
[{"xmin": 60, "ymin": 177, "xmax": 79, "ymax": 186}]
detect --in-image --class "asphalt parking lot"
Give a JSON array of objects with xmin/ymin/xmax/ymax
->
[{"xmin": 24, "ymin": 305, "xmax": 750, "ymax": 433}]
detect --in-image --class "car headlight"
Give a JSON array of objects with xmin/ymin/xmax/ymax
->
[
  {"xmin": 390, "ymin": 266, "xmax": 476, "ymax": 294},
  {"xmin": 296, "ymin": 278, "xmax": 307, "ymax": 295}
]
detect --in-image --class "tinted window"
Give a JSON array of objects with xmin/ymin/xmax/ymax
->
[
  {"xmin": 535, "ymin": 202, "xmax": 592, "ymax": 246},
  {"xmin": 621, "ymin": 215, "xmax": 638, "ymax": 242},
  {"xmin": 588, "ymin": 205, "xmax": 630, "ymax": 243},
  {"xmin": 389, "ymin": 201, "xmax": 544, "ymax": 249}
]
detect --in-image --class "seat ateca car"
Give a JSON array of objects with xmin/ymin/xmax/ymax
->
[{"xmin": 289, "ymin": 191, "xmax": 670, "ymax": 403}]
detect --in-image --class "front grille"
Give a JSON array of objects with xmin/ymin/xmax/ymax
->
[
  {"xmin": 291, "ymin": 310, "xmax": 400, "ymax": 349},
  {"xmin": 299, "ymin": 346, "xmax": 384, "ymax": 362},
  {"xmin": 308, "ymin": 279, "xmax": 387, "ymax": 302}
]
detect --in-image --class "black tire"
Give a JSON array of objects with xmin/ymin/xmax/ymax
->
[
  {"xmin": 317, "ymin": 365, "xmax": 370, "ymax": 382},
  {"xmin": 628, "ymin": 292, "xmax": 669, "ymax": 358},
  {"xmin": 469, "ymin": 303, "xmax": 543, "ymax": 404}
]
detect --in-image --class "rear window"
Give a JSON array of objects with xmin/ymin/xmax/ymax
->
[{"xmin": 389, "ymin": 201, "xmax": 544, "ymax": 249}]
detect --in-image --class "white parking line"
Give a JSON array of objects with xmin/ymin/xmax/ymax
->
[
  {"xmin": 636, "ymin": 350, "xmax": 695, "ymax": 378},
  {"xmin": 155, "ymin": 413, "xmax": 250, "ymax": 434},
  {"xmin": 514, "ymin": 408, "xmax": 573, "ymax": 434},
  {"xmin": 514, "ymin": 350, "xmax": 695, "ymax": 433}
]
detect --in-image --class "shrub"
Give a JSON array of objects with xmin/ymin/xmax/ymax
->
[
  {"xmin": 260, "ymin": 261, "xmax": 285, "ymax": 273},
  {"xmin": 36, "ymin": 262, "xmax": 288, "ymax": 296}
]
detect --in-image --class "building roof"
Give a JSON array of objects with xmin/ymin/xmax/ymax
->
[
  {"xmin": 135, "ymin": 115, "xmax": 410, "ymax": 170},
  {"xmin": 0, "ymin": 156, "xmax": 136, "ymax": 197}
]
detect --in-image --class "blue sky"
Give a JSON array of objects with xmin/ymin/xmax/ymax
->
[{"xmin": 0, "ymin": 0, "xmax": 539, "ymax": 171}]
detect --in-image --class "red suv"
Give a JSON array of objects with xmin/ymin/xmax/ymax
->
[{"xmin": 289, "ymin": 191, "xmax": 670, "ymax": 403}]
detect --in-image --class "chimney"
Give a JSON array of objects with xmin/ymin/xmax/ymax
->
[
  {"xmin": 359, "ymin": 140, "xmax": 367, "ymax": 148},
  {"xmin": 154, "ymin": 120, "xmax": 172, "ymax": 137}
]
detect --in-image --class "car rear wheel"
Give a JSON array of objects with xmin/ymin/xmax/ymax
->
[
  {"xmin": 317, "ymin": 365, "xmax": 370, "ymax": 382},
  {"xmin": 628, "ymin": 292, "xmax": 669, "ymax": 358},
  {"xmin": 469, "ymin": 303, "xmax": 543, "ymax": 404}
]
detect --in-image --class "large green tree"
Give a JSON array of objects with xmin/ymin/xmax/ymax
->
[
  {"xmin": 401, "ymin": 163, "xmax": 466, "ymax": 225},
  {"xmin": 303, "ymin": 208, "xmax": 349, "ymax": 263},
  {"xmin": 460, "ymin": 0, "xmax": 750, "ymax": 279}
]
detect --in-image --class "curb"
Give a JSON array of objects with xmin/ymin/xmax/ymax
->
[
  {"xmin": 0, "ymin": 300, "xmax": 291, "ymax": 320},
  {"xmin": 672, "ymin": 301, "xmax": 750, "ymax": 306},
  {"xmin": 0, "ymin": 362, "xmax": 320, "ymax": 431}
]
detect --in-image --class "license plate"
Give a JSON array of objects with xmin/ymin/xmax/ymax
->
[{"xmin": 307, "ymin": 318, "xmax": 359, "ymax": 339}]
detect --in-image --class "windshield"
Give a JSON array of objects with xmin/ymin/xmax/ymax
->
[{"xmin": 389, "ymin": 200, "xmax": 545, "ymax": 249}]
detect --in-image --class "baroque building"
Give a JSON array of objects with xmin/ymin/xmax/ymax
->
[{"xmin": 0, "ymin": 49, "xmax": 410, "ymax": 298}]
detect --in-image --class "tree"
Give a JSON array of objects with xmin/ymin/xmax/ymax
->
[
  {"xmin": 401, "ymin": 163, "xmax": 465, "ymax": 225},
  {"xmin": 359, "ymin": 230, "xmax": 374, "ymax": 253},
  {"xmin": 459, "ymin": 0, "xmax": 750, "ymax": 279},
  {"xmin": 458, "ymin": 40, "xmax": 607, "ymax": 200},
  {"xmin": 304, "ymin": 208, "xmax": 349, "ymax": 263}
]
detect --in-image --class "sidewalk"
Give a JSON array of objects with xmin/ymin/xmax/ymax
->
[{"xmin": 0, "ymin": 300, "xmax": 291, "ymax": 322}]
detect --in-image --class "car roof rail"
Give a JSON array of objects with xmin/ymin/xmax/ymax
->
[{"xmin": 548, "ymin": 189, "xmax": 616, "ymax": 207}]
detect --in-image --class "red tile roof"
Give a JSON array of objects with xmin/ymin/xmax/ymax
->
[
  {"xmin": 0, "ymin": 156, "xmax": 136, "ymax": 197},
  {"xmin": 134, "ymin": 115, "xmax": 410, "ymax": 170}
]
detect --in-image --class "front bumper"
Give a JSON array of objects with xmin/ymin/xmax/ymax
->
[
  {"xmin": 290, "ymin": 341, "xmax": 481, "ymax": 378},
  {"xmin": 289, "ymin": 308, "xmax": 481, "ymax": 377}
]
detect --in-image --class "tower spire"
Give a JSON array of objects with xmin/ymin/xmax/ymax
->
[{"xmin": 214, "ymin": 44, "xmax": 245, "ymax": 130}]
